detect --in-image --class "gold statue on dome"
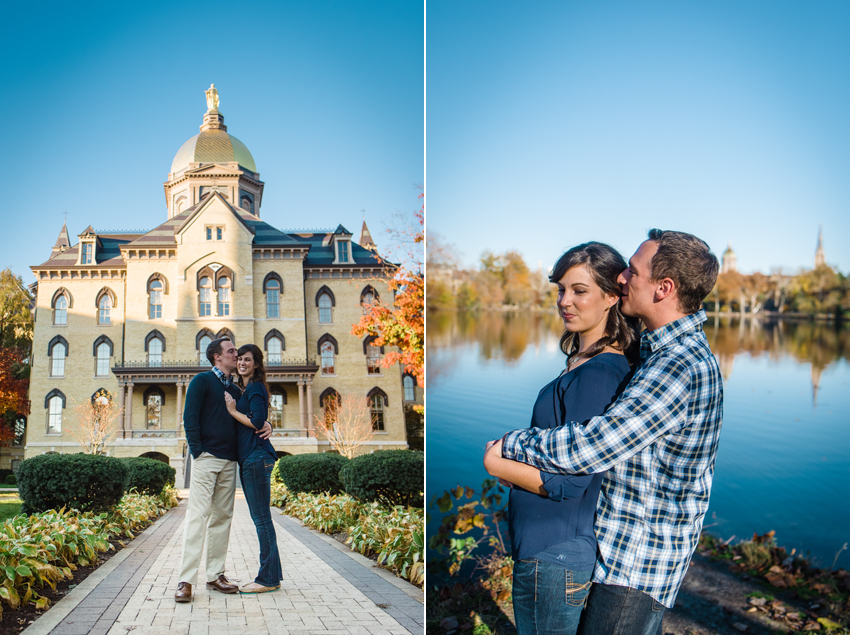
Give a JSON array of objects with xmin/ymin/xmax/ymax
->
[{"xmin": 205, "ymin": 83, "xmax": 220, "ymax": 111}]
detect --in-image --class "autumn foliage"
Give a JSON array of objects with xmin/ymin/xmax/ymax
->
[
  {"xmin": 0, "ymin": 348, "xmax": 30, "ymax": 446},
  {"xmin": 351, "ymin": 199, "xmax": 424, "ymax": 408}
]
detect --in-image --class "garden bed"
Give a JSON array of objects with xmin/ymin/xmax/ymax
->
[
  {"xmin": 0, "ymin": 487, "xmax": 179, "ymax": 630},
  {"xmin": 271, "ymin": 482, "xmax": 423, "ymax": 586}
]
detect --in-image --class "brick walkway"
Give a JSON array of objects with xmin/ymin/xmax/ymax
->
[{"xmin": 25, "ymin": 491, "xmax": 424, "ymax": 635}]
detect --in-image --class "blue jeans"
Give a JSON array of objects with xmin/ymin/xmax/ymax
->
[
  {"xmin": 239, "ymin": 447, "xmax": 282, "ymax": 587},
  {"xmin": 512, "ymin": 559, "xmax": 592, "ymax": 635},
  {"xmin": 577, "ymin": 584, "xmax": 665, "ymax": 635}
]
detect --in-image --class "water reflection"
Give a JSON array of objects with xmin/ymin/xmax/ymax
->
[{"xmin": 428, "ymin": 311, "xmax": 850, "ymax": 403}]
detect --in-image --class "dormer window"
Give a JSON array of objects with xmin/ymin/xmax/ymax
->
[
  {"xmin": 337, "ymin": 240, "xmax": 349, "ymax": 263},
  {"xmin": 81, "ymin": 243, "xmax": 93, "ymax": 264}
]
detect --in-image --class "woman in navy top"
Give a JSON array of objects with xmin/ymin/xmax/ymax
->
[
  {"xmin": 484, "ymin": 242, "xmax": 640, "ymax": 635},
  {"xmin": 224, "ymin": 344, "xmax": 282, "ymax": 594}
]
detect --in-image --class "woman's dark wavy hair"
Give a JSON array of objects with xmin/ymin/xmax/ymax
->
[
  {"xmin": 550, "ymin": 242, "xmax": 641, "ymax": 366},
  {"xmin": 235, "ymin": 343, "xmax": 270, "ymax": 397}
]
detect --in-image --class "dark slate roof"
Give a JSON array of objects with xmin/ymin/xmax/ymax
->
[
  {"xmin": 34, "ymin": 235, "xmax": 138, "ymax": 268},
  {"xmin": 294, "ymin": 232, "xmax": 386, "ymax": 267}
]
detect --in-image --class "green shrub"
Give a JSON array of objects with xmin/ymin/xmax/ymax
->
[
  {"xmin": 275, "ymin": 453, "xmax": 348, "ymax": 495},
  {"xmin": 17, "ymin": 453, "xmax": 129, "ymax": 514},
  {"xmin": 341, "ymin": 450, "xmax": 424, "ymax": 507},
  {"xmin": 121, "ymin": 457, "xmax": 175, "ymax": 496},
  {"xmin": 5, "ymin": 474, "xmax": 16, "ymax": 485}
]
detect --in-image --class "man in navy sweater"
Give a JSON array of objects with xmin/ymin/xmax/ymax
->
[{"xmin": 175, "ymin": 337, "xmax": 272, "ymax": 603}]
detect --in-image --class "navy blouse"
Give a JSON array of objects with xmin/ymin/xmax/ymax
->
[
  {"xmin": 234, "ymin": 382, "xmax": 278, "ymax": 463},
  {"xmin": 508, "ymin": 353, "xmax": 631, "ymax": 570}
]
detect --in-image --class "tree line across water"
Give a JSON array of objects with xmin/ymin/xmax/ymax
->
[{"xmin": 427, "ymin": 240, "xmax": 850, "ymax": 318}]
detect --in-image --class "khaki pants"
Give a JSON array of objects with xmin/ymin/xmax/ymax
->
[{"xmin": 178, "ymin": 452, "xmax": 237, "ymax": 585}]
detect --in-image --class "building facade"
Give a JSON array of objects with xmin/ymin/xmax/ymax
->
[{"xmin": 25, "ymin": 86, "xmax": 412, "ymax": 479}]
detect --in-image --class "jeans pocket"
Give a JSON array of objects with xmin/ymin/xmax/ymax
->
[
  {"xmin": 564, "ymin": 573, "xmax": 592, "ymax": 608},
  {"xmin": 651, "ymin": 599, "xmax": 665, "ymax": 612}
]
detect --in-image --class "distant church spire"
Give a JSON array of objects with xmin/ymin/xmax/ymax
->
[
  {"xmin": 51, "ymin": 221, "xmax": 71, "ymax": 259},
  {"xmin": 814, "ymin": 225, "xmax": 826, "ymax": 268}
]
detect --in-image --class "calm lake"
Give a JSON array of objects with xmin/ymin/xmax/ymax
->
[{"xmin": 426, "ymin": 311, "xmax": 850, "ymax": 569}]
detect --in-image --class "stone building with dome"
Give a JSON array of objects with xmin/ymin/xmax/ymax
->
[{"xmin": 24, "ymin": 86, "xmax": 417, "ymax": 480}]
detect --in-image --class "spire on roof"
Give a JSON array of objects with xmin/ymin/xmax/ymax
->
[
  {"xmin": 360, "ymin": 219, "xmax": 377, "ymax": 252},
  {"xmin": 51, "ymin": 222, "xmax": 71, "ymax": 258}
]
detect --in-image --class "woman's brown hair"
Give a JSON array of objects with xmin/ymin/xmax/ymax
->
[
  {"xmin": 235, "ymin": 343, "xmax": 271, "ymax": 398},
  {"xmin": 550, "ymin": 242, "xmax": 641, "ymax": 366}
]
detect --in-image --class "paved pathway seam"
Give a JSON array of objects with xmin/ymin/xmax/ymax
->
[{"xmin": 271, "ymin": 513, "xmax": 424, "ymax": 634}]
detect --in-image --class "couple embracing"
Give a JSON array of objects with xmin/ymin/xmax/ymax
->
[
  {"xmin": 174, "ymin": 337, "xmax": 283, "ymax": 602},
  {"xmin": 484, "ymin": 229, "xmax": 724, "ymax": 634}
]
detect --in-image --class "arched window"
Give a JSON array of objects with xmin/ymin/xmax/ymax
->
[
  {"xmin": 48, "ymin": 336, "xmax": 67, "ymax": 377},
  {"xmin": 144, "ymin": 330, "xmax": 165, "ymax": 367},
  {"xmin": 318, "ymin": 293, "xmax": 332, "ymax": 323},
  {"xmin": 45, "ymin": 389, "xmax": 65, "ymax": 434},
  {"xmin": 316, "ymin": 286, "xmax": 335, "ymax": 324},
  {"xmin": 364, "ymin": 336, "xmax": 384, "ymax": 375},
  {"xmin": 199, "ymin": 335, "xmax": 212, "ymax": 366},
  {"xmin": 199, "ymin": 277, "xmax": 212, "ymax": 316},
  {"xmin": 320, "ymin": 387, "xmax": 341, "ymax": 427},
  {"xmin": 96, "ymin": 342, "xmax": 111, "ymax": 376},
  {"xmin": 267, "ymin": 336, "xmax": 282, "ymax": 364},
  {"xmin": 367, "ymin": 388, "xmax": 388, "ymax": 431},
  {"xmin": 149, "ymin": 280, "xmax": 163, "ymax": 318},
  {"xmin": 403, "ymin": 374, "xmax": 416, "ymax": 401},
  {"xmin": 196, "ymin": 328, "xmax": 215, "ymax": 367},
  {"xmin": 215, "ymin": 328, "xmax": 235, "ymax": 345},
  {"xmin": 320, "ymin": 341, "xmax": 335, "ymax": 375},
  {"xmin": 53, "ymin": 294, "xmax": 68, "ymax": 325},
  {"xmin": 148, "ymin": 337, "xmax": 163, "ymax": 366},
  {"xmin": 217, "ymin": 276, "xmax": 231, "ymax": 316},
  {"xmin": 98, "ymin": 294, "xmax": 111, "ymax": 325},
  {"xmin": 360, "ymin": 285, "xmax": 379, "ymax": 315},
  {"xmin": 269, "ymin": 389, "xmax": 286, "ymax": 429},
  {"xmin": 264, "ymin": 273, "xmax": 283, "ymax": 318},
  {"xmin": 144, "ymin": 387, "xmax": 164, "ymax": 430}
]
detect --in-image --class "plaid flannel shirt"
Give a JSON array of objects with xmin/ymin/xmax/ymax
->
[{"xmin": 502, "ymin": 310, "xmax": 723, "ymax": 608}]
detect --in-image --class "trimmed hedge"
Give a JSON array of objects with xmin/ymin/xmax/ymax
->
[
  {"xmin": 340, "ymin": 450, "xmax": 424, "ymax": 507},
  {"xmin": 5, "ymin": 474, "xmax": 15, "ymax": 485},
  {"xmin": 275, "ymin": 453, "xmax": 348, "ymax": 495},
  {"xmin": 121, "ymin": 457, "xmax": 175, "ymax": 496},
  {"xmin": 17, "ymin": 453, "xmax": 129, "ymax": 514}
]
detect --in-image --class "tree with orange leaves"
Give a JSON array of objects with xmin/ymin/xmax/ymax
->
[
  {"xmin": 0, "ymin": 348, "xmax": 30, "ymax": 446},
  {"xmin": 351, "ymin": 199, "xmax": 424, "ymax": 413}
]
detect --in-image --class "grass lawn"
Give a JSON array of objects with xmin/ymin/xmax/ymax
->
[
  {"xmin": 0, "ymin": 484, "xmax": 18, "ymax": 489},
  {"xmin": 0, "ymin": 494, "xmax": 22, "ymax": 522}
]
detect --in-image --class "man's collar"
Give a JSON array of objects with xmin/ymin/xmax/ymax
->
[
  {"xmin": 211, "ymin": 366, "xmax": 232, "ymax": 383},
  {"xmin": 640, "ymin": 309, "xmax": 707, "ymax": 358}
]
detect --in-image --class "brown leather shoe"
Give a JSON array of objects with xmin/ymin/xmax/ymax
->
[
  {"xmin": 174, "ymin": 582, "xmax": 192, "ymax": 603},
  {"xmin": 206, "ymin": 574, "xmax": 238, "ymax": 594}
]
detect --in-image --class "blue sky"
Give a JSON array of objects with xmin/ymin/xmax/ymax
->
[
  {"xmin": 1, "ymin": 0, "xmax": 423, "ymax": 282},
  {"xmin": 427, "ymin": 0, "xmax": 850, "ymax": 274}
]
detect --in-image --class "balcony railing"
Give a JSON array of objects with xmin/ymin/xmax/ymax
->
[
  {"xmin": 270, "ymin": 429, "xmax": 306, "ymax": 438},
  {"xmin": 114, "ymin": 358, "xmax": 316, "ymax": 369},
  {"xmin": 131, "ymin": 430, "xmax": 178, "ymax": 438}
]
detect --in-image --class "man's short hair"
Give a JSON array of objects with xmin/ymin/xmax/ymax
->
[
  {"xmin": 647, "ymin": 229, "xmax": 719, "ymax": 314},
  {"xmin": 206, "ymin": 337, "xmax": 231, "ymax": 366}
]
